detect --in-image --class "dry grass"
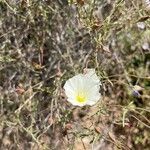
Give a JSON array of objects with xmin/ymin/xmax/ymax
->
[{"xmin": 0, "ymin": 0, "xmax": 150, "ymax": 149}]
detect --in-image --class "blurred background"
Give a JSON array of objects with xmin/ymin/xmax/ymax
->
[{"xmin": 0, "ymin": 0, "xmax": 150, "ymax": 149}]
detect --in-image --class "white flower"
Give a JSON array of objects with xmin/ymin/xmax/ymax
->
[{"xmin": 63, "ymin": 69, "xmax": 101, "ymax": 106}]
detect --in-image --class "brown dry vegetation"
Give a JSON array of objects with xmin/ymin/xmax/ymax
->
[{"xmin": 0, "ymin": 0, "xmax": 150, "ymax": 150}]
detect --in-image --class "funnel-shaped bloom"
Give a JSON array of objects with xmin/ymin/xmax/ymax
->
[{"xmin": 64, "ymin": 69, "xmax": 101, "ymax": 106}]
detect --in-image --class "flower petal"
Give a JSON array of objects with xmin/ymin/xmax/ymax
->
[
  {"xmin": 84, "ymin": 69, "xmax": 101, "ymax": 85},
  {"xmin": 86, "ymin": 92, "xmax": 101, "ymax": 106}
]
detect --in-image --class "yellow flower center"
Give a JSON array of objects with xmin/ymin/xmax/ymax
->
[{"xmin": 76, "ymin": 92, "xmax": 87, "ymax": 103}]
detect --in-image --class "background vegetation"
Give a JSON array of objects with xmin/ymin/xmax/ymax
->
[{"xmin": 0, "ymin": 0, "xmax": 150, "ymax": 149}]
